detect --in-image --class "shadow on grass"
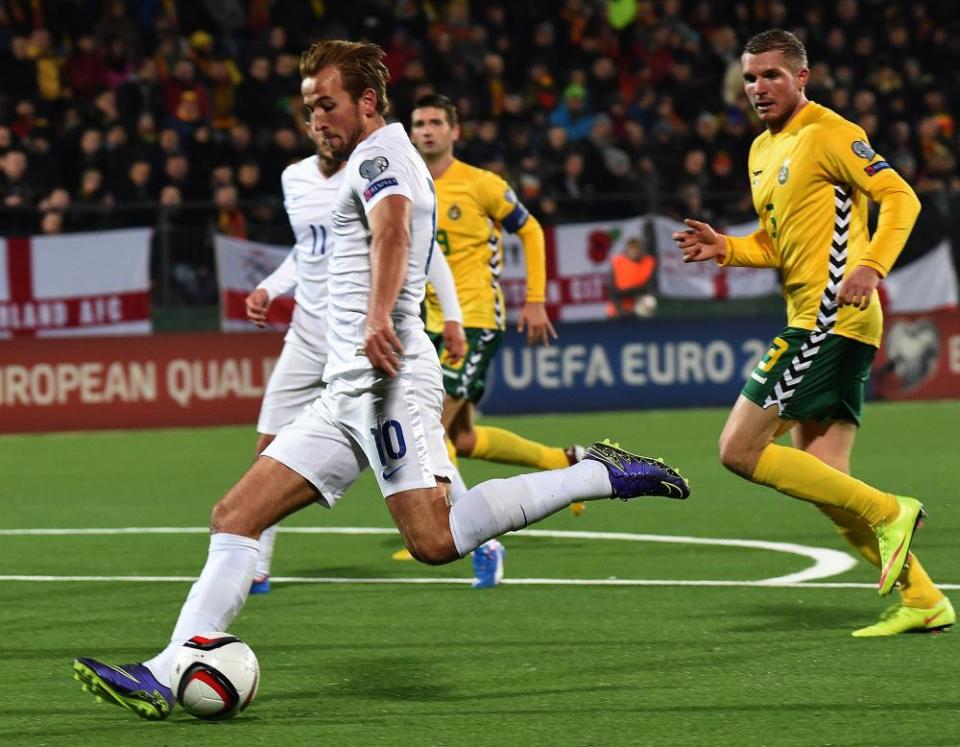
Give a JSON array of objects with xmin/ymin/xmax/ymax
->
[{"xmin": 722, "ymin": 602, "xmax": 867, "ymax": 633}]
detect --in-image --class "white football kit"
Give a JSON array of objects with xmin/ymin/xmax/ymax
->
[
  {"xmin": 255, "ymin": 156, "xmax": 341, "ymax": 435},
  {"xmin": 264, "ymin": 123, "xmax": 455, "ymax": 501}
]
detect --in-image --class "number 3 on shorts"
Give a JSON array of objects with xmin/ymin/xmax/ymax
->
[
  {"xmin": 758, "ymin": 336, "xmax": 789, "ymax": 373},
  {"xmin": 370, "ymin": 420, "xmax": 407, "ymax": 465}
]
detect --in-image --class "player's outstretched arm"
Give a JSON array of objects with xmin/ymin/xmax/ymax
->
[
  {"xmin": 517, "ymin": 301, "xmax": 557, "ymax": 346},
  {"xmin": 366, "ymin": 194, "xmax": 409, "ymax": 377},
  {"xmin": 672, "ymin": 218, "xmax": 727, "ymax": 263}
]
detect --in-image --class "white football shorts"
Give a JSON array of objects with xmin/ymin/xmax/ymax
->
[
  {"xmin": 256, "ymin": 341, "xmax": 327, "ymax": 435},
  {"xmin": 262, "ymin": 354, "xmax": 454, "ymax": 504}
]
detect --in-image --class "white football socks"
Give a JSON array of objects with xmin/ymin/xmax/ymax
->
[
  {"xmin": 145, "ymin": 532, "xmax": 258, "ymax": 686},
  {"xmin": 447, "ymin": 465, "xmax": 469, "ymax": 504},
  {"xmin": 254, "ymin": 525, "xmax": 278, "ymax": 578},
  {"xmin": 447, "ymin": 460, "xmax": 611, "ymax": 556}
]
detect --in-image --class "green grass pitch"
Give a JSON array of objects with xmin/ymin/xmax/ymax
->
[{"xmin": 1, "ymin": 402, "xmax": 958, "ymax": 745}]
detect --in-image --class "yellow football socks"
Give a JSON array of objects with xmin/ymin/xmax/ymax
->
[
  {"xmin": 471, "ymin": 426, "xmax": 569, "ymax": 469},
  {"xmin": 818, "ymin": 505, "xmax": 944, "ymax": 609},
  {"xmin": 752, "ymin": 443, "xmax": 900, "ymax": 528},
  {"xmin": 445, "ymin": 437, "xmax": 459, "ymax": 467}
]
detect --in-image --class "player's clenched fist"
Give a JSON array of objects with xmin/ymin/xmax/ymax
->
[
  {"xmin": 672, "ymin": 218, "xmax": 727, "ymax": 263},
  {"xmin": 837, "ymin": 265, "xmax": 881, "ymax": 310},
  {"xmin": 245, "ymin": 288, "xmax": 270, "ymax": 327},
  {"xmin": 364, "ymin": 313, "xmax": 405, "ymax": 378}
]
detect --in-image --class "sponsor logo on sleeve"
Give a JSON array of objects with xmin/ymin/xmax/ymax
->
[
  {"xmin": 851, "ymin": 140, "xmax": 876, "ymax": 159},
  {"xmin": 363, "ymin": 177, "xmax": 399, "ymax": 201},
  {"xmin": 359, "ymin": 156, "xmax": 389, "ymax": 179},
  {"xmin": 504, "ymin": 188, "xmax": 517, "ymax": 205},
  {"xmin": 864, "ymin": 160, "xmax": 891, "ymax": 176}
]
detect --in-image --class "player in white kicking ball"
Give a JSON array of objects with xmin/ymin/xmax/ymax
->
[
  {"xmin": 245, "ymin": 130, "xmax": 466, "ymax": 593},
  {"xmin": 72, "ymin": 41, "xmax": 689, "ymax": 721}
]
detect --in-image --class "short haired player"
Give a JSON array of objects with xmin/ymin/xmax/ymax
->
[
  {"xmin": 243, "ymin": 129, "xmax": 466, "ymax": 592},
  {"xmin": 72, "ymin": 41, "xmax": 689, "ymax": 720},
  {"xmin": 674, "ymin": 29, "xmax": 952, "ymax": 636}
]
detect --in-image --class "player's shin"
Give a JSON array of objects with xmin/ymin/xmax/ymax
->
[
  {"xmin": 447, "ymin": 461, "xmax": 610, "ymax": 555},
  {"xmin": 752, "ymin": 443, "xmax": 900, "ymax": 526},
  {"xmin": 144, "ymin": 533, "xmax": 259, "ymax": 686}
]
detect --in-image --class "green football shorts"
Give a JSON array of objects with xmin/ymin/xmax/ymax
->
[
  {"xmin": 741, "ymin": 326, "xmax": 877, "ymax": 425},
  {"xmin": 428, "ymin": 327, "xmax": 503, "ymax": 403}
]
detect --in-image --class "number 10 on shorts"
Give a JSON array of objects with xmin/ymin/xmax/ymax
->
[{"xmin": 370, "ymin": 420, "xmax": 407, "ymax": 465}]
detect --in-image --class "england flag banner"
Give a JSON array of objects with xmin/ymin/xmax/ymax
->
[
  {"xmin": 883, "ymin": 239, "xmax": 958, "ymax": 313},
  {"xmin": 215, "ymin": 234, "xmax": 293, "ymax": 332},
  {"xmin": 653, "ymin": 216, "xmax": 780, "ymax": 300},
  {"xmin": 0, "ymin": 228, "xmax": 151, "ymax": 339}
]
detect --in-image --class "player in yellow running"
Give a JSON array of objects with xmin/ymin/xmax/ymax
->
[
  {"xmin": 410, "ymin": 94, "xmax": 586, "ymax": 486},
  {"xmin": 674, "ymin": 29, "xmax": 953, "ymax": 636}
]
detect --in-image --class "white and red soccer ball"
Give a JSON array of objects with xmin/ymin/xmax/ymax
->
[{"xmin": 170, "ymin": 632, "xmax": 260, "ymax": 719}]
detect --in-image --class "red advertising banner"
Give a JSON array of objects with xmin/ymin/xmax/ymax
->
[
  {"xmin": 0, "ymin": 332, "xmax": 284, "ymax": 433},
  {"xmin": 872, "ymin": 310, "xmax": 960, "ymax": 401}
]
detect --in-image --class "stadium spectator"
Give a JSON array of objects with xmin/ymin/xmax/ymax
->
[
  {"xmin": 0, "ymin": 0, "xmax": 955, "ymax": 320},
  {"xmin": 38, "ymin": 187, "xmax": 70, "ymax": 234},
  {"xmin": 72, "ymin": 167, "xmax": 112, "ymax": 230},
  {"xmin": 162, "ymin": 151, "xmax": 201, "ymax": 201},
  {"xmin": 163, "ymin": 60, "xmax": 210, "ymax": 127},
  {"xmin": 548, "ymin": 83, "xmax": 597, "ymax": 142},
  {"xmin": 606, "ymin": 236, "xmax": 658, "ymax": 318},
  {"xmin": 66, "ymin": 35, "xmax": 109, "ymax": 101},
  {"xmin": 117, "ymin": 58, "xmax": 165, "ymax": 129},
  {"xmin": 116, "ymin": 158, "xmax": 156, "ymax": 226},
  {"xmin": 236, "ymin": 56, "xmax": 279, "ymax": 132},
  {"xmin": 214, "ymin": 183, "xmax": 245, "ymax": 239}
]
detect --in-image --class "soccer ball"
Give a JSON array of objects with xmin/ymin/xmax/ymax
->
[
  {"xmin": 170, "ymin": 632, "xmax": 260, "ymax": 719},
  {"xmin": 634, "ymin": 294, "xmax": 658, "ymax": 318}
]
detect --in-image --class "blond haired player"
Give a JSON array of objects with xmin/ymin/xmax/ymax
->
[
  {"xmin": 674, "ymin": 29, "xmax": 952, "ymax": 636},
  {"xmin": 409, "ymin": 94, "xmax": 585, "ymax": 494}
]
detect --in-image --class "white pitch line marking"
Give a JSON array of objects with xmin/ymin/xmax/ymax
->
[
  {"xmin": 1, "ymin": 525, "xmax": 858, "ymax": 586},
  {"xmin": 1, "ymin": 575, "xmax": 958, "ymax": 590}
]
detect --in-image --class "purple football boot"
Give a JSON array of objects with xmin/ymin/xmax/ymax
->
[
  {"xmin": 584, "ymin": 440, "xmax": 690, "ymax": 500},
  {"xmin": 73, "ymin": 658, "xmax": 175, "ymax": 720}
]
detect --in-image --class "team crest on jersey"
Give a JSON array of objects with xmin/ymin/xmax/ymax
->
[
  {"xmin": 778, "ymin": 159, "xmax": 790, "ymax": 185},
  {"xmin": 447, "ymin": 204, "xmax": 461, "ymax": 220},
  {"xmin": 359, "ymin": 156, "xmax": 389, "ymax": 180},
  {"xmin": 504, "ymin": 188, "xmax": 517, "ymax": 205},
  {"xmin": 851, "ymin": 140, "xmax": 876, "ymax": 160}
]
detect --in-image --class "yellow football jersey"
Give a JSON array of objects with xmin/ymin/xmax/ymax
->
[
  {"xmin": 424, "ymin": 159, "xmax": 545, "ymax": 332},
  {"xmin": 722, "ymin": 102, "xmax": 920, "ymax": 347}
]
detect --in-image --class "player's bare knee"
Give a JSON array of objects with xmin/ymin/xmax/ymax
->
[
  {"xmin": 405, "ymin": 530, "xmax": 458, "ymax": 565},
  {"xmin": 718, "ymin": 436, "xmax": 757, "ymax": 478},
  {"xmin": 210, "ymin": 492, "xmax": 257, "ymax": 537},
  {"xmin": 210, "ymin": 497, "xmax": 238, "ymax": 534}
]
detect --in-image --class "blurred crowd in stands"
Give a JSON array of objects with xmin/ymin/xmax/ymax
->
[{"xmin": 1, "ymin": 0, "xmax": 958, "ymax": 298}]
